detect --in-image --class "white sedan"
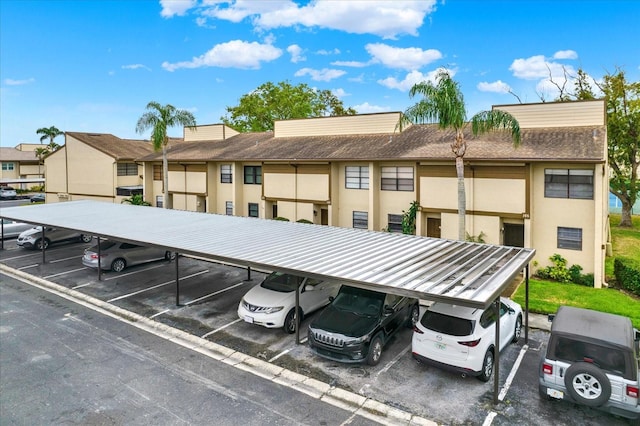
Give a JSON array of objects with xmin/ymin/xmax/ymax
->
[
  {"xmin": 238, "ymin": 272, "xmax": 340, "ymax": 334},
  {"xmin": 412, "ymin": 297, "xmax": 522, "ymax": 382}
]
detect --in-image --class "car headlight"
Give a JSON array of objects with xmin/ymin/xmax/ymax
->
[
  {"xmin": 345, "ymin": 334, "xmax": 370, "ymax": 346},
  {"xmin": 263, "ymin": 306, "xmax": 284, "ymax": 314}
]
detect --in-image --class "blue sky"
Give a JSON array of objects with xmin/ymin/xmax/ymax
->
[{"xmin": 1, "ymin": 0, "xmax": 638, "ymax": 147}]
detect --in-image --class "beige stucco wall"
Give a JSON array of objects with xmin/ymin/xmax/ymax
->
[
  {"xmin": 469, "ymin": 178, "xmax": 525, "ymax": 214},
  {"xmin": 66, "ymin": 135, "xmax": 114, "ymax": 197},
  {"xmin": 275, "ymin": 112, "xmax": 402, "ymax": 137},
  {"xmin": 184, "ymin": 124, "xmax": 239, "ymax": 141},
  {"xmin": 44, "ymin": 147, "xmax": 67, "ymax": 194},
  {"xmin": 19, "ymin": 164, "xmax": 42, "ymax": 177},
  {"xmin": 494, "ymin": 100, "xmax": 605, "ymax": 128}
]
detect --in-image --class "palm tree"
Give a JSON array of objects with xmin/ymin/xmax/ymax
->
[
  {"xmin": 400, "ymin": 70, "xmax": 521, "ymax": 241},
  {"xmin": 36, "ymin": 126, "xmax": 63, "ymax": 145},
  {"xmin": 34, "ymin": 146, "xmax": 49, "ymax": 177},
  {"xmin": 135, "ymin": 102, "xmax": 196, "ymax": 209}
]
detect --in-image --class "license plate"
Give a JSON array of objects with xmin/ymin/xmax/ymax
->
[
  {"xmin": 546, "ymin": 388, "xmax": 563, "ymax": 399},
  {"xmin": 244, "ymin": 316, "xmax": 254, "ymax": 324},
  {"xmin": 434, "ymin": 342, "xmax": 446, "ymax": 350}
]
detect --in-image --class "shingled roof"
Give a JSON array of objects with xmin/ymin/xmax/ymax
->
[
  {"xmin": 0, "ymin": 147, "xmax": 39, "ymax": 162},
  {"xmin": 134, "ymin": 123, "xmax": 606, "ymax": 163},
  {"xmin": 66, "ymin": 132, "xmax": 155, "ymax": 161}
]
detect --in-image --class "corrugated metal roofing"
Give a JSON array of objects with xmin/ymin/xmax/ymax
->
[{"xmin": 1, "ymin": 200, "xmax": 535, "ymax": 309}]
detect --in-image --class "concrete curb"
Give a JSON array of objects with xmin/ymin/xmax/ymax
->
[{"xmin": 1, "ymin": 264, "xmax": 438, "ymax": 426}]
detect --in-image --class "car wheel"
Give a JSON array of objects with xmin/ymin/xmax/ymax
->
[
  {"xmin": 564, "ymin": 362, "xmax": 611, "ymax": 407},
  {"xmin": 165, "ymin": 251, "xmax": 176, "ymax": 261},
  {"xmin": 283, "ymin": 308, "xmax": 303, "ymax": 334},
  {"xmin": 80, "ymin": 234, "xmax": 92, "ymax": 243},
  {"xmin": 512, "ymin": 315, "xmax": 522, "ymax": 343},
  {"xmin": 406, "ymin": 303, "xmax": 420, "ymax": 328},
  {"xmin": 111, "ymin": 258, "xmax": 127, "ymax": 273},
  {"xmin": 366, "ymin": 335, "xmax": 384, "ymax": 366},
  {"xmin": 478, "ymin": 348, "xmax": 494, "ymax": 382},
  {"xmin": 36, "ymin": 238, "xmax": 50, "ymax": 250}
]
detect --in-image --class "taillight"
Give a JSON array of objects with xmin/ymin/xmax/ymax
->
[
  {"xmin": 627, "ymin": 385, "xmax": 639, "ymax": 398},
  {"xmin": 413, "ymin": 326, "xmax": 423, "ymax": 334},
  {"xmin": 458, "ymin": 339, "xmax": 481, "ymax": 347},
  {"xmin": 89, "ymin": 253, "xmax": 105, "ymax": 259},
  {"xmin": 542, "ymin": 363, "xmax": 553, "ymax": 375}
]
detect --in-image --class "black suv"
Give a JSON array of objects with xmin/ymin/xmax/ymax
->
[
  {"xmin": 307, "ymin": 285, "xmax": 419, "ymax": 366},
  {"xmin": 539, "ymin": 306, "xmax": 640, "ymax": 420}
]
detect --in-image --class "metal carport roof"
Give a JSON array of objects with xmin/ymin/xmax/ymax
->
[{"xmin": 1, "ymin": 200, "xmax": 534, "ymax": 310}]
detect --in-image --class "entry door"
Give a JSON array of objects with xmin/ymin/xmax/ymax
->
[
  {"xmin": 321, "ymin": 208, "xmax": 328, "ymax": 225},
  {"xmin": 427, "ymin": 218, "xmax": 441, "ymax": 238},
  {"xmin": 504, "ymin": 223, "xmax": 524, "ymax": 247}
]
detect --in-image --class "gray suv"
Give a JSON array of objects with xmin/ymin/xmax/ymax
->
[
  {"xmin": 539, "ymin": 306, "xmax": 640, "ymax": 420},
  {"xmin": 17, "ymin": 226, "xmax": 92, "ymax": 249}
]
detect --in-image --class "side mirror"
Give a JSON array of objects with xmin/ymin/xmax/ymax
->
[
  {"xmin": 304, "ymin": 284, "xmax": 314, "ymax": 292},
  {"xmin": 508, "ymin": 307, "xmax": 515, "ymax": 314},
  {"xmin": 383, "ymin": 306, "xmax": 394, "ymax": 316},
  {"xmin": 329, "ymin": 296, "xmax": 335, "ymax": 303}
]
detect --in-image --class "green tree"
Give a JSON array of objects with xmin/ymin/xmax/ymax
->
[
  {"xmin": 135, "ymin": 102, "xmax": 196, "ymax": 209},
  {"xmin": 34, "ymin": 146, "xmax": 48, "ymax": 177},
  {"xmin": 400, "ymin": 70, "xmax": 521, "ymax": 240},
  {"xmin": 121, "ymin": 194, "xmax": 151, "ymax": 206},
  {"xmin": 36, "ymin": 126, "xmax": 63, "ymax": 145},
  {"xmin": 221, "ymin": 81, "xmax": 357, "ymax": 132}
]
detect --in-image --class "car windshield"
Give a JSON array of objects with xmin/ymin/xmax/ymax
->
[
  {"xmin": 420, "ymin": 311, "xmax": 474, "ymax": 336},
  {"xmin": 260, "ymin": 272, "xmax": 303, "ymax": 293},
  {"xmin": 332, "ymin": 286, "xmax": 384, "ymax": 317}
]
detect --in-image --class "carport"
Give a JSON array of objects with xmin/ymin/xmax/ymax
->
[{"xmin": 1, "ymin": 200, "xmax": 535, "ymax": 404}]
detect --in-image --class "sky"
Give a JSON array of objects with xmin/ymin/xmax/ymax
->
[{"xmin": 1, "ymin": 0, "xmax": 638, "ymax": 147}]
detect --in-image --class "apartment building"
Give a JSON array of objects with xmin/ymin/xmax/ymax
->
[{"xmin": 44, "ymin": 100, "xmax": 608, "ymax": 287}]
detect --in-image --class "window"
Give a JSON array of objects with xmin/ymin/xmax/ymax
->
[
  {"xmin": 116, "ymin": 187, "xmax": 142, "ymax": 196},
  {"xmin": 2, "ymin": 163, "xmax": 15, "ymax": 171},
  {"xmin": 345, "ymin": 166, "xmax": 369, "ymax": 189},
  {"xmin": 381, "ymin": 166, "xmax": 414, "ymax": 191},
  {"xmin": 225, "ymin": 201, "xmax": 233, "ymax": 215},
  {"xmin": 244, "ymin": 166, "xmax": 262, "ymax": 184},
  {"xmin": 220, "ymin": 164, "xmax": 232, "ymax": 183},
  {"xmin": 117, "ymin": 163, "xmax": 138, "ymax": 176},
  {"xmin": 558, "ymin": 227, "xmax": 582, "ymax": 250},
  {"xmin": 248, "ymin": 203, "xmax": 259, "ymax": 218},
  {"xmin": 387, "ymin": 214, "xmax": 403, "ymax": 233},
  {"xmin": 353, "ymin": 211, "xmax": 368, "ymax": 229},
  {"xmin": 153, "ymin": 165, "xmax": 163, "ymax": 181},
  {"xmin": 155, "ymin": 195, "xmax": 163, "ymax": 208},
  {"xmin": 545, "ymin": 169, "xmax": 593, "ymax": 199}
]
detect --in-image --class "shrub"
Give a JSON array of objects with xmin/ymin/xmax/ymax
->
[
  {"xmin": 273, "ymin": 217, "xmax": 290, "ymax": 221},
  {"xmin": 614, "ymin": 257, "xmax": 640, "ymax": 297},
  {"xmin": 536, "ymin": 254, "xmax": 592, "ymax": 286},
  {"xmin": 465, "ymin": 231, "xmax": 486, "ymax": 243},
  {"xmin": 296, "ymin": 219, "xmax": 313, "ymax": 224}
]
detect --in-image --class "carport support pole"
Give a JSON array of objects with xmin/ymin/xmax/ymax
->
[
  {"xmin": 247, "ymin": 266, "xmax": 251, "ymax": 281},
  {"xmin": 97, "ymin": 237, "xmax": 102, "ymax": 281},
  {"xmin": 1, "ymin": 222, "xmax": 4, "ymax": 250},
  {"xmin": 41, "ymin": 225, "xmax": 46, "ymax": 264},
  {"xmin": 493, "ymin": 297, "xmax": 500, "ymax": 405},
  {"xmin": 525, "ymin": 264, "xmax": 529, "ymax": 344},
  {"xmin": 175, "ymin": 252, "xmax": 180, "ymax": 306},
  {"xmin": 295, "ymin": 282, "xmax": 300, "ymax": 344}
]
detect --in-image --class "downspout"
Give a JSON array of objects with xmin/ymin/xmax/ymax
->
[{"xmin": 291, "ymin": 163, "xmax": 298, "ymax": 220}]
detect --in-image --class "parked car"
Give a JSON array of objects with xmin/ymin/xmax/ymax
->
[
  {"xmin": 412, "ymin": 297, "xmax": 522, "ymax": 382},
  {"xmin": 238, "ymin": 272, "xmax": 340, "ymax": 334},
  {"xmin": 82, "ymin": 240, "xmax": 175, "ymax": 272},
  {"xmin": 17, "ymin": 226, "xmax": 92, "ymax": 249},
  {"xmin": 539, "ymin": 306, "xmax": 640, "ymax": 420},
  {"xmin": 0, "ymin": 219, "xmax": 33, "ymax": 239},
  {"xmin": 308, "ymin": 285, "xmax": 419, "ymax": 365},
  {"xmin": 0, "ymin": 186, "xmax": 17, "ymax": 200},
  {"xmin": 30, "ymin": 193, "xmax": 45, "ymax": 203}
]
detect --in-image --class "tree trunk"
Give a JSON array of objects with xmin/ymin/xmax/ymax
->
[
  {"xmin": 620, "ymin": 199, "xmax": 633, "ymax": 227},
  {"xmin": 456, "ymin": 155, "xmax": 466, "ymax": 240},
  {"xmin": 162, "ymin": 144, "xmax": 169, "ymax": 209}
]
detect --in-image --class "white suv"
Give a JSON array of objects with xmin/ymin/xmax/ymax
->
[
  {"xmin": 17, "ymin": 226, "xmax": 92, "ymax": 249},
  {"xmin": 539, "ymin": 306, "xmax": 640, "ymax": 421},
  {"xmin": 412, "ymin": 297, "xmax": 522, "ymax": 381}
]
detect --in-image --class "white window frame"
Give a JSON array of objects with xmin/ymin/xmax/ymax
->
[
  {"xmin": 220, "ymin": 164, "xmax": 232, "ymax": 183},
  {"xmin": 345, "ymin": 166, "xmax": 369, "ymax": 189},
  {"xmin": 558, "ymin": 227, "xmax": 582, "ymax": 250},
  {"xmin": 353, "ymin": 211, "xmax": 368, "ymax": 229},
  {"xmin": 381, "ymin": 166, "xmax": 414, "ymax": 191}
]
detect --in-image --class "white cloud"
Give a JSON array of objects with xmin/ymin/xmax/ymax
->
[
  {"xmin": 294, "ymin": 67, "xmax": 346, "ymax": 82},
  {"xmin": 287, "ymin": 44, "xmax": 305, "ymax": 63},
  {"xmin": 553, "ymin": 50, "xmax": 578, "ymax": 60},
  {"xmin": 378, "ymin": 68, "xmax": 454, "ymax": 91},
  {"xmin": 200, "ymin": 1, "xmax": 437, "ymax": 39},
  {"xmin": 477, "ymin": 80, "xmax": 511, "ymax": 94},
  {"xmin": 366, "ymin": 43, "xmax": 442, "ymax": 70},
  {"xmin": 162, "ymin": 40, "xmax": 282, "ymax": 71},
  {"xmin": 509, "ymin": 55, "xmax": 575, "ymax": 80},
  {"xmin": 122, "ymin": 64, "xmax": 151, "ymax": 71},
  {"xmin": 317, "ymin": 48, "xmax": 340, "ymax": 55},
  {"xmin": 331, "ymin": 60, "xmax": 370, "ymax": 68},
  {"xmin": 353, "ymin": 102, "xmax": 390, "ymax": 113},
  {"xmin": 160, "ymin": 0, "xmax": 197, "ymax": 18},
  {"xmin": 4, "ymin": 78, "xmax": 35, "ymax": 86},
  {"xmin": 331, "ymin": 88, "xmax": 348, "ymax": 98}
]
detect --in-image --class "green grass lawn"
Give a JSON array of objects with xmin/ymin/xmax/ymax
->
[{"xmin": 514, "ymin": 213, "xmax": 640, "ymax": 328}]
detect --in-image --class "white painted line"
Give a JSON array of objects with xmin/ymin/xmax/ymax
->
[
  {"xmin": 43, "ymin": 267, "xmax": 89, "ymax": 279},
  {"xmin": 72, "ymin": 282, "xmax": 95, "ymax": 289},
  {"xmin": 107, "ymin": 270, "xmax": 209, "ymax": 302},
  {"xmin": 183, "ymin": 281, "xmax": 247, "ymax": 306},
  {"xmin": 103, "ymin": 263, "xmax": 165, "ymax": 281},
  {"xmin": 18, "ymin": 264, "xmax": 39, "ymax": 270},
  {"xmin": 50, "ymin": 256, "xmax": 82, "ymax": 263},
  {"xmin": 201, "ymin": 318, "xmax": 243, "ymax": 338},
  {"xmin": 269, "ymin": 348, "xmax": 292, "ymax": 363},
  {"xmin": 375, "ymin": 343, "xmax": 410, "ymax": 379},
  {"xmin": 482, "ymin": 411, "xmax": 497, "ymax": 426},
  {"xmin": 149, "ymin": 309, "xmax": 170, "ymax": 319},
  {"xmin": 2, "ymin": 253, "xmax": 41, "ymax": 261},
  {"xmin": 498, "ymin": 344, "xmax": 528, "ymax": 401}
]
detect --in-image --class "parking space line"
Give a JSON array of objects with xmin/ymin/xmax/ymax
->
[
  {"xmin": 72, "ymin": 282, "xmax": 96, "ymax": 289},
  {"xmin": 1, "ymin": 253, "xmax": 40, "ymax": 261},
  {"xmin": 201, "ymin": 318, "xmax": 242, "ymax": 338},
  {"xmin": 50, "ymin": 256, "xmax": 82, "ymax": 263},
  {"xmin": 498, "ymin": 344, "xmax": 528, "ymax": 401},
  {"xmin": 377, "ymin": 344, "xmax": 410, "ymax": 379},
  {"xmin": 182, "ymin": 281, "xmax": 247, "ymax": 307},
  {"xmin": 269, "ymin": 348, "xmax": 292, "ymax": 362},
  {"xmin": 18, "ymin": 264, "xmax": 39, "ymax": 270},
  {"xmin": 482, "ymin": 411, "xmax": 497, "ymax": 426},
  {"xmin": 107, "ymin": 270, "xmax": 209, "ymax": 302},
  {"xmin": 43, "ymin": 267, "xmax": 89, "ymax": 279},
  {"xmin": 103, "ymin": 264, "xmax": 165, "ymax": 281}
]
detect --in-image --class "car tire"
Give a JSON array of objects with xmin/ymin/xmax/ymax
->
[
  {"xmin": 283, "ymin": 308, "xmax": 302, "ymax": 334},
  {"xmin": 406, "ymin": 303, "xmax": 420, "ymax": 328},
  {"xmin": 478, "ymin": 348, "xmax": 494, "ymax": 382},
  {"xmin": 80, "ymin": 234, "xmax": 93, "ymax": 243},
  {"xmin": 111, "ymin": 258, "xmax": 127, "ymax": 273},
  {"xmin": 36, "ymin": 238, "xmax": 49, "ymax": 250},
  {"xmin": 366, "ymin": 334, "xmax": 384, "ymax": 366},
  {"xmin": 512, "ymin": 315, "xmax": 522, "ymax": 343},
  {"xmin": 564, "ymin": 362, "xmax": 611, "ymax": 407}
]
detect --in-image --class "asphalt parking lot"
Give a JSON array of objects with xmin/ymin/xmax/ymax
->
[{"xmin": 0, "ymin": 236, "xmax": 635, "ymax": 425}]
